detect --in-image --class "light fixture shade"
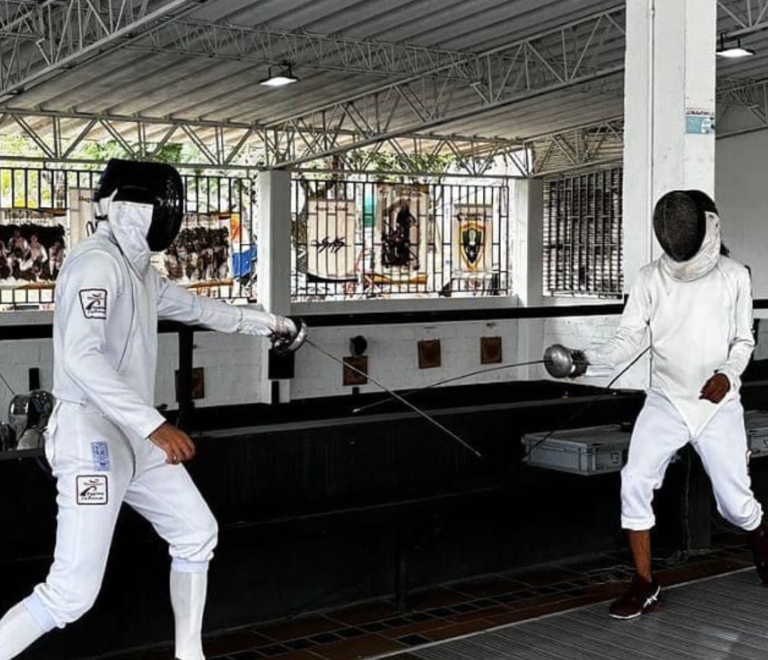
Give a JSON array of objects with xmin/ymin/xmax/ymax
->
[
  {"xmin": 260, "ymin": 64, "xmax": 299, "ymax": 87},
  {"xmin": 260, "ymin": 75, "xmax": 299, "ymax": 87},
  {"xmin": 717, "ymin": 34, "xmax": 755, "ymax": 58},
  {"xmin": 716, "ymin": 46, "xmax": 755, "ymax": 58}
]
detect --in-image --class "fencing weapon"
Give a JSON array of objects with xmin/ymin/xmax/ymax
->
[
  {"xmin": 305, "ymin": 339, "xmax": 483, "ymax": 458},
  {"xmin": 351, "ymin": 360, "xmax": 546, "ymax": 415},
  {"xmin": 307, "ymin": 338, "xmax": 649, "ymax": 463},
  {"xmin": 522, "ymin": 346, "xmax": 651, "ymax": 462}
]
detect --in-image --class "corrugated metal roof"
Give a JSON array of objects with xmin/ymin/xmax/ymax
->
[{"xmin": 1, "ymin": 0, "xmax": 767, "ymax": 163}]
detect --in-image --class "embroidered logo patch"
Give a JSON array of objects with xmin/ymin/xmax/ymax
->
[
  {"xmin": 91, "ymin": 441, "xmax": 110, "ymax": 471},
  {"xmin": 76, "ymin": 475, "xmax": 109, "ymax": 505},
  {"xmin": 78, "ymin": 289, "xmax": 107, "ymax": 320}
]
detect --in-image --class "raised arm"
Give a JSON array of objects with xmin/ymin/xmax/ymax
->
[
  {"xmin": 584, "ymin": 271, "xmax": 652, "ymax": 369},
  {"xmin": 155, "ymin": 272, "xmax": 277, "ymax": 335},
  {"xmin": 154, "ymin": 272, "xmax": 307, "ymax": 352}
]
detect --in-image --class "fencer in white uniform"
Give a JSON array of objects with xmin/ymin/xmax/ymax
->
[
  {"xmin": 0, "ymin": 159, "xmax": 306, "ymax": 660},
  {"xmin": 544, "ymin": 190, "xmax": 767, "ymax": 620}
]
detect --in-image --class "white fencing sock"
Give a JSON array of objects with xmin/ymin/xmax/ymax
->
[
  {"xmin": 170, "ymin": 570, "xmax": 208, "ymax": 660},
  {"xmin": 0, "ymin": 601, "xmax": 47, "ymax": 660}
]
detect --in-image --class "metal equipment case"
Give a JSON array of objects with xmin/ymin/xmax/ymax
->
[{"xmin": 522, "ymin": 425, "xmax": 631, "ymax": 476}]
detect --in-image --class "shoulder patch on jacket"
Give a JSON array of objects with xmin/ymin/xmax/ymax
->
[{"xmin": 79, "ymin": 289, "xmax": 108, "ymax": 320}]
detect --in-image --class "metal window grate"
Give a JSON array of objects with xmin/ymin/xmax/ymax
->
[
  {"xmin": 543, "ymin": 167, "xmax": 623, "ymax": 298},
  {"xmin": 0, "ymin": 167, "xmax": 257, "ymax": 308},
  {"xmin": 291, "ymin": 174, "xmax": 510, "ymax": 301},
  {"xmin": 0, "ymin": 167, "xmax": 512, "ymax": 307}
]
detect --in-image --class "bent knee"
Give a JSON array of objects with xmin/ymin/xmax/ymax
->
[
  {"xmin": 719, "ymin": 498, "xmax": 762, "ymax": 531},
  {"xmin": 173, "ymin": 510, "xmax": 218, "ymax": 564},
  {"xmin": 202, "ymin": 514, "xmax": 219, "ymax": 556},
  {"xmin": 33, "ymin": 578, "xmax": 102, "ymax": 628},
  {"xmin": 621, "ymin": 463, "xmax": 661, "ymax": 495}
]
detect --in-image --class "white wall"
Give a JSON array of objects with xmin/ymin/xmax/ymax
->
[
  {"xmin": 0, "ymin": 308, "xmax": 639, "ymax": 420},
  {"xmin": 716, "ymin": 129, "xmax": 768, "ymax": 299},
  {"xmin": 292, "ymin": 318, "xmax": 522, "ymax": 399},
  {"xmin": 0, "ymin": 299, "xmax": 549, "ymax": 416}
]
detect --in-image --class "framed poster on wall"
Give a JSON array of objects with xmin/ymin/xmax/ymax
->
[
  {"xmin": 374, "ymin": 183, "xmax": 429, "ymax": 286},
  {"xmin": 306, "ymin": 199, "xmax": 357, "ymax": 281}
]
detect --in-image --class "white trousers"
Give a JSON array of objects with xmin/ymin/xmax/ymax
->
[
  {"xmin": 621, "ymin": 390, "xmax": 763, "ymax": 532},
  {"xmin": 23, "ymin": 402, "xmax": 218, "ymax": 631}
]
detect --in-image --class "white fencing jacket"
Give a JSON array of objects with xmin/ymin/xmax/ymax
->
[
  {"xmin": 585, "ymin": 256, "xmax": 755, "ymax": 437},
  {"xmin": 53, "ymin": 203, "xmax": 278, "ymax": 443}
]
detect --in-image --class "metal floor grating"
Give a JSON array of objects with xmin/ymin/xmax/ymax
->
[{"xmin": 389, "ymin": 569, "xmax": 768, "ymax": 660}]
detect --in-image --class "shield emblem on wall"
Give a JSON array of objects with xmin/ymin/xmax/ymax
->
[
  {"xmin": 452, "ymin": 205, "xmax": 492, "ymax": 275},
  {"xmin": 459, "ymin": 222, "xmax": 485, "ymax": 270}
]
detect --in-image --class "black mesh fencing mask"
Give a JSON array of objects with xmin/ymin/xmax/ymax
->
[
  {"xmin": 94, "ymin": 159, "xmax": 185, "ymax": 251},
  {"xmin": 653, "ymin": 190, "xmax": 717, "ymax": 262}
]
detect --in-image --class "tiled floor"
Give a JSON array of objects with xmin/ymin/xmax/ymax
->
[{"xmin": 107, "ymin": 534, "xmax": 754, "ymax": 660}]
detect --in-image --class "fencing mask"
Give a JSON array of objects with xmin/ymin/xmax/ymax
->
[
  {"xmin": 653, "ymin": 190, "xmax": 721, "ymax": 281},
  {"xmin": 93, "ymin": 159, "xmax": 185, "ymax": 252}
]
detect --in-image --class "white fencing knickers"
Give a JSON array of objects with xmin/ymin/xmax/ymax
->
[
  {"xmin": 22, "ymin": 402, "xmax": 218, "ymax": 631},
  {"xmin": 621, "ymin": 390, "xmax": 763, "ymax": 532}
]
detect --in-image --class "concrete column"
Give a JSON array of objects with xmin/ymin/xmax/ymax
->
[
  {"xmin": 512, "ymin": 178, "xmax": 545, "ymax": 379},
  {"xmin": 623, "ymin": 1, "xmax": 717, "ymax": 548},
  {"xmin": 623, "ymin": 0, "xmax": 717, "ymax": 286},
  {"xmin": 257, "ymin": 169, "xmax": 292, "ymax": 402},
  {"xmin": 622, "ymin": 0, "xmax": 716, "ymax": 390}
]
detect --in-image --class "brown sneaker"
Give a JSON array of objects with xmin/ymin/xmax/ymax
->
[
  {"xmin": 608, "ymin": 574, "xmax": 660, "ymax": 619},
  {"xmin": 751, "ymin": 522, "xmax": 768, "ymax": 584}
]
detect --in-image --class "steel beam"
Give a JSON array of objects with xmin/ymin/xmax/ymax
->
[
  {"xmin": 0, "ymin": 107, "xmax": 524, "ymax": 174},
  {"xmin": 526, "ymin": 74, "xmax": 768, "ymax": 176},
  {"xmin": 717, "ymin": 0, "xmax": 768, "ymax": 38},
  {"xmin": 0, "ymin": 0, "xmax": 198, "ymax": 99},
  {"xmin": 261, "ymin": 7, "xmax": 626, "ymax": 167},
  {"xmin": 0, "ymin": 7, "xmax": 627, "ymax": 170},
  {"xmin": 137, "ymin": 20, "xmax": 473, "ymax": 81},
  {"xmin": 525, "ymin": 117, "xmax": 624, "ymax": 176},
  {"xmin": 717, "ymin": 76, "xmax": 768, "ymax": 134}
]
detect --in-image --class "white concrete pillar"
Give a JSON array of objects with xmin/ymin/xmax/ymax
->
[
  {"xmin": 257, "ymin": 169, "xmax": 292, "ymax": 402},
  {"xmin": 512, "ymin": 178, "xmax": 545, "ymax": 379},
  {"xmin": 623, "ymin": 0, "xmax": 717, "ymax": 287},
  {"xmin": 621, "ymin": 0, "xmax": 716, "ymax": 390}
]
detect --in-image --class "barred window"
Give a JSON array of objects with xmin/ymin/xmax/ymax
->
[
  {"xmin": 543, "ymin": 168, "xmax": 623, "ymax": 298},
  {"xmin": 291, "ymin": 175, "xmax": 511, "ymax": 301},
  {"xmin": 0, "ymin": 167, "xmax": 257, "ymax": 308}
]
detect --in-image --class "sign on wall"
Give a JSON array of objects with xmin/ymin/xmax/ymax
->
[
  {"xmin": 306, "ymin": 199, "xmax": 357, "ymax": 281},
  {"xmin": 375, "ymin": 183, "xmax": 429, "ymax": 284},
  {"xmin": 452, "ymin": 204, "xmax": 493, "ymax": 274}
]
